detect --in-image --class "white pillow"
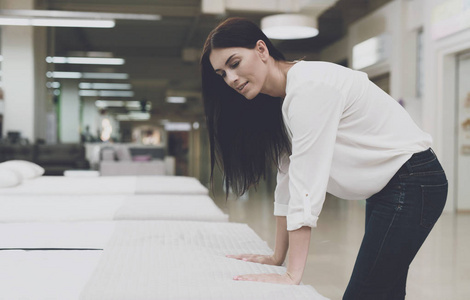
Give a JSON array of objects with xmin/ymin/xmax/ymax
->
[
  {"xmin": 0, "ymin": 167, "xmax": 22, "ymax": 188},
  {"xmin": 0, "ymin": 160, "xmax": 45, "ymax": 180}
]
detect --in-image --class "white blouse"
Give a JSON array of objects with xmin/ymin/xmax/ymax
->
[{"xmin": 274, "ymin": 61, "xmax": 432, "ymax": 231}]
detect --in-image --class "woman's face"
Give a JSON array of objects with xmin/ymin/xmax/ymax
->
[{"xmin": 209, "ymin": 44, "xmax": 269, "ymax": 100}]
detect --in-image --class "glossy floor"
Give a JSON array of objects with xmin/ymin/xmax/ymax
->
[{"xmin": 212, "ymin": 185, "xmax": 470, "ymax": 300}]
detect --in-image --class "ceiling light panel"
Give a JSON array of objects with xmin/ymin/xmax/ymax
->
[
  {"xmin": 46, "ymin": 72, "xmax": 129, "ymax": 80},
  {"xmin": 46, "ymin": 71, "xmax": 82, "ymax": 79},
  {"xmin": 79, "ymin": 83, "xmax": 132, "ymax": 90},
  {"xmin": 0, "ymin": 17, "xmax": 115, "ymax": 28},
  {"xmin": 79, "ymin": 90, "xmax": 134, "ymax": 97},
  {"xmin": 82, "ymin": 73, "xmax": 129, "ymax": 80},
  {"xmin": 261, "ymin": 14, "xmax": 319, "ymax": 40},
  {"xmin": 46, "ymin": 56, "xmax": 125, "ymax": 65}
]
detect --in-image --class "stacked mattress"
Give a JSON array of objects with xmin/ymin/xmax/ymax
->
[
  {"xmin": 0, "ymin": 194, "xmax": 228, "ymax": 223},
  {"xmin": 1, "ymin": 221, "xmax": 328, "ymax": 300},
  {"xmin": 0, "ymin": 175, "xmax": 209, "ymax": 195},
  {"xmin": 0, "ymin": 175, "xmax": 329, "ymax": 299}
]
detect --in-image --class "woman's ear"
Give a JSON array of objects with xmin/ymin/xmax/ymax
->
[{"xmin": 256, "ymin": 40, "xmax": 270, "ymax": 62}]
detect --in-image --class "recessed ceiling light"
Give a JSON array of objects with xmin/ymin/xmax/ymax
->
[{"xmin": 261, "ymin": 14, "xmax": 318, "ymax": 40}]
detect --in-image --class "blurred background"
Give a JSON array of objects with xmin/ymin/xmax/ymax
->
[
  {"xmin": 1, "ymin": 0, "xmax": 469, "ymax": 212},
  {"xmin": 0, "ymin": 1, "xmax": 469, "ymax": 297}
]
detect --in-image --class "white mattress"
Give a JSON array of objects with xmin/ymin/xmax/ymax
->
[
  {"xmin": 0, "ymin": 194, "xmax": 228, "ymax": 223},
  {"xmin": 0, "ymin": 250, "xmax": 103, "ymax": 300},
  {"xmin": 80, "ymin": 221, "xmax": 329, "ymax": 300},
  {"xmin": 0, "ymin": 175, "xmax": 209, "ymax": 195},
  {"xmin": 0, "ymin": 221, "xmax": 116, "ymax": 249}
]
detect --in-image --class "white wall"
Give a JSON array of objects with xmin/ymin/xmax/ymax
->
[
  {"xmin": 1, "ymin": 15, "xmax": 36, "ymax": 141},
  {"xmin": 422, "ymin": 0, "xmax": 470, "ymax": 212},
  {"xmin": 319, "ymin": 0, "xmax": 470, "ymax": 212},
  {"xmin": 320, "ymin": 1, "xmax": 424, "ymax": 125},
  {"xmin": 348, "ymin": 1, "xmax": 403, "ymax": 98},
  {"xmin": 320, "ymin": 36, "xmax": 348, "ymax": 63},
  {"xmin": 0, "ymin": 0, "xmax": 48, "ymax": 143}
]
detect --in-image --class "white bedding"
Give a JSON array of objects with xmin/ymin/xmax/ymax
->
[
  {"xmin": 0, "ymin": 194, "xmax": 228, "ymax": 223},
  {"xmin": 80, "ymin": 221, "xmax": 329, "ymax": 300},
  {"xmin": 0, "ymin": 221, "xmax": 116, "ymax": 249},
  {"xmin": 0, "ymin": 250, "xmax": 103, "ymax": 300},
  {"xmin": 0, "ymin": 175, "xmax": 209, "ymax": 195}
]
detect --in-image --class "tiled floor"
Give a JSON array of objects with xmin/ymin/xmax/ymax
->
[{"xmin": 211, "ymin": 181, "xmax": 470, "ymax": 300}]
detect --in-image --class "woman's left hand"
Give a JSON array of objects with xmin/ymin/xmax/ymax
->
[{"xmin": 233, "ymin": 272, "xmax": 298, "ymax": 285}]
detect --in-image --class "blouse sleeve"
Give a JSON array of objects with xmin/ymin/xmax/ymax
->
[
  {"xmin": 274, "ymin": 152, "xmax": 291, "ymax": 216},
  {"xmin": 285, "ymin": 82, "xmax": 344, "ymax": 231}
]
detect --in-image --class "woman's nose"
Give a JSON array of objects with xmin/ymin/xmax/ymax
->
[{"xmin": 225, "ymin": 70, "xmax": 238, "ymax": 86}]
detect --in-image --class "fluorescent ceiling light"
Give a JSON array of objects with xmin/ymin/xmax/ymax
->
[
  {"xmin": 0, "ymin": 17, "xmax": 115, "ymax": 28},
  {"xmin": 46, "ymin": 56, "xmax": 125, "ymax": 65},
  {"xmin": 79, "ymin": 90, "xmax": 99, "ymax": 97},
  {"xmin": 79, "ymin": 83, "xmax": 132, "ymax": 90},
  {"xmin": 0, "ymin": 9, "xmax": 161, "ymax": 21},
  {"xmin": 0, "ymin": 17, "xmax": 30, "ymax": 26},
  {"xmin": 95, "ymin": 100, "xmax": 126, "ymax": 108},
  {"xmin": 166, "ymin": 96, "xmax": 187, "ymax": 104},
  {"xmin": 164, "ymin": 122, "xmax": 192, "ymax": 131},
  {"xmin": 116, "ymin": 115, "xmax": 131, "ymax": 121},
  {"xmin": 47, "ymin": 71, "xmax": 129, "ymax": 80},
  {"xmin": 116, "ymin": 113, "xmax": 151, "ymax": 121},
  {"xmin": 46, "ymin": 71, "xmax": 82, "ymax": 79},
  {"xmin": 82, "ymin": 72, "xmax": 129, "ymax": 80},
  {"xmin": 125, "ymin": 101, "xmax": 142, "ymax": 108},
  {"xmin": 261, "ymin": 14, "xmax": 318, "ymax": 40},
  {"xmin": 99, "ymin": 90, "xmax": 134, "ymax": 97},
  {"xmin": 79, "ymin": 90, "xmax": 134, "ymax": 97},
  {"xmin": 124, "ymin": 112, "xmax": 151, "ymax": 121}
]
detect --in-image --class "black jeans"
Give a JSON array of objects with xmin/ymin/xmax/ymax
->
[{"xmin": 343, "ymin": 148, "xmax": 448, "ymax": 300}]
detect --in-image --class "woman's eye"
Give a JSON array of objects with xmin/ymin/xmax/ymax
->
[{"xmin": 231, "ymin": 61, "xmax": 239, "ymax": 68}]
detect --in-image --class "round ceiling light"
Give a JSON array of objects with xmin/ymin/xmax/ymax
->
[{"xmin": 261, "ymin": 14, "xmax": 319, "ymax": 40}]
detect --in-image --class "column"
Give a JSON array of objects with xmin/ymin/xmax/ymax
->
[
  {"xmin": 1, "ymin": 0, "xmax": 48, "ymax": 143},
  {"xmin": 59, "ymin": 80, "xmax": 81, "ymax": 143}
]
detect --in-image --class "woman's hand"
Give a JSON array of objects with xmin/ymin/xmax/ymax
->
[
  {"xmin": 233, "ymin": 272, "xmax": 299, "ymax": 285},
  {"xmin": 226, "ymin": 254, "xmax": 282, "ymax": 266}
]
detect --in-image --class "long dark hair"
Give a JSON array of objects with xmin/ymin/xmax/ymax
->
[{"xmin": 200, "ymin": 17, "xmax": 291, "ymax": 198}]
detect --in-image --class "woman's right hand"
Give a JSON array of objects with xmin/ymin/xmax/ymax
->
[{"xmin": 226, "ymin": 254, "xmax": 283, "ymax": 266}]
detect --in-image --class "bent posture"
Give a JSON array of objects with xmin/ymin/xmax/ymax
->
[{"xmin": 200, "ymin": 17, "xmax": 447, "ymax": 300}]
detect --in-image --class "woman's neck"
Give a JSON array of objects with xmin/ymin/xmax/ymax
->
[{"xmin": 261, "ymin": 59, "xmax": 296, "ymax": 98}]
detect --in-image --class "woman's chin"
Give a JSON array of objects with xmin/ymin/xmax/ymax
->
[{"xmin": 244, "ymin": 92, "xmax": 257, "ymax": 100}]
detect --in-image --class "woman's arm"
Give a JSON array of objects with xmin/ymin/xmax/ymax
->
[
  {"xmin": 272, "ymin": 216, "xmax": 289, "ymax": 265},
  {"xmin": 226, "ymin": 216, "xmax": 289, "ymax": 266},
  {"xmin": 286, "ymin": 226, "xmax": 311, "ymax": 284}
]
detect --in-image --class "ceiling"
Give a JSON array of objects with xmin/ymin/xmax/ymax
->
[{"xmin": 35, "ymin": 0, "xmax": 393, "ymax": 121}]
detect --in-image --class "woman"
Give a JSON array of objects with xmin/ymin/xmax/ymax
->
[{"xmin": 200, "ymin": 17, "xmax": 448, "ymax": 300}]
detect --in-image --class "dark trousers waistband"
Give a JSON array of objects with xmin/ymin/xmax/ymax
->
[{"xmin": 396, "ymin": 148, "xmax": 436, "ymax": 175}]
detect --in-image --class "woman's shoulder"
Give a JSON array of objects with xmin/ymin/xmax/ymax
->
[
  {"xmin": 290, "ymin": 60, "xmax": 353, "ymax": 76},
  {"xmin": 287, "ymin": 61, "xmax": 353, "ymax": 90}
]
